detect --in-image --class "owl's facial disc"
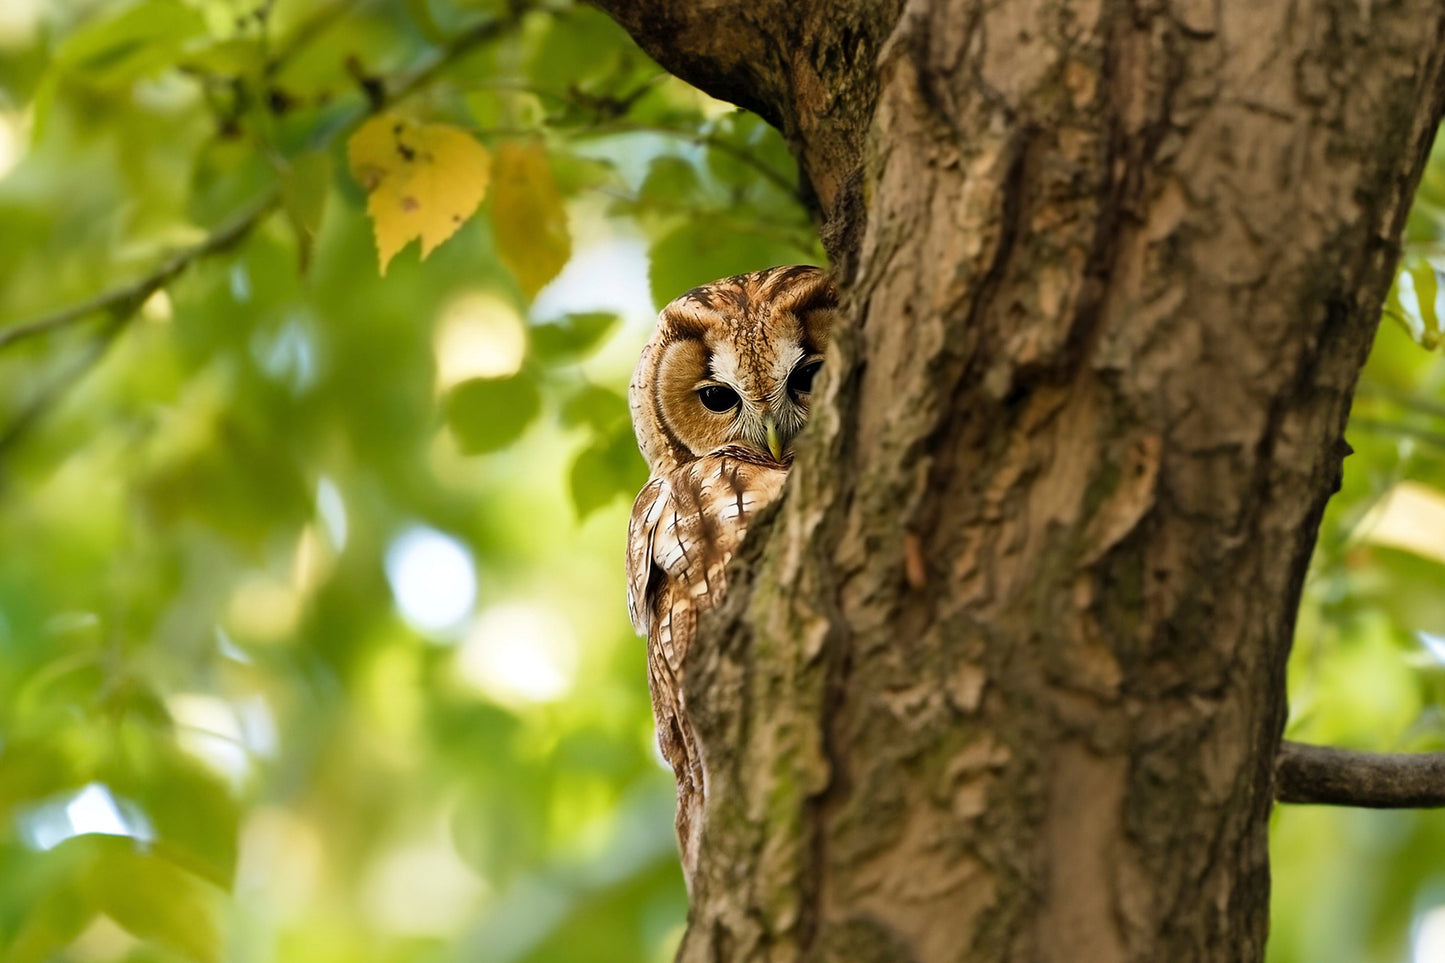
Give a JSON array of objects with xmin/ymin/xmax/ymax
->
[
  {"xmin": 685, "ymin": 340, "xmax": 821, "ymax": 461},
  {"xmin": 640, "ymin": 265, "xmax": 837, "ymax": 471}
]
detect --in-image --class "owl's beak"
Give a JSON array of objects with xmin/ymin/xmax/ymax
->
[{"xmin": 763, "ymin": 416, "xmax": 784, "ymax": 461}]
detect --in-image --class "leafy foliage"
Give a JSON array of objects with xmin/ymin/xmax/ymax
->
[
  {"xmin": 0, "ymin": 1, "xmax": 820, "ymax": 960},
  {"xmin": 0, "ymin": 2, "xmax": 1441, "ymax": 963}
]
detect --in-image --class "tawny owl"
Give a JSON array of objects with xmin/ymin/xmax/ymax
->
[{"xmin": 626, "ymin": 264, "xmax": 837, "ymax": 882}]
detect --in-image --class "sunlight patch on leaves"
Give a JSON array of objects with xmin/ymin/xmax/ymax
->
[{"xmin": 1389, "ymin": 255, "xmax": 1444, "ymax": 351}]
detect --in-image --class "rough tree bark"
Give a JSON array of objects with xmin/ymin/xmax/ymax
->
[{"xmin": 590, "ymin": 1, "xmax": 1445, "ymax": 960}]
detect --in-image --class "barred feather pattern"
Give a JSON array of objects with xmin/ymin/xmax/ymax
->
[
  {"xmin": 625, "ymin": 265, "xmax": 835, "ymax": 885},
  {"xmin": 626, "ymin": 445, "xmax": 788, "ymax": 880}
]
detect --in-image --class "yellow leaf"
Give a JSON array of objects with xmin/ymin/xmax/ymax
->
[
  {"xmin": 347, "ymin": 114, "xmax": 491, "ymax": 274},
  {"xmin": 491, "ymin": 140, "xmax": 571, "ymax": 298}
]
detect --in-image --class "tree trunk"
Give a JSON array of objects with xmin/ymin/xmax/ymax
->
[{"xmin": 591, "ymin": 1, "xmax": 1445, "ymax": 959}]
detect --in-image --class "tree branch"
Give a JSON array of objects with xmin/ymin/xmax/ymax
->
[
  {"xmin": 580, "ymin": 120, "xmax": 803, "ymax": 201},
  {"xmin": 0, "ymin": 192, "xmax": 279, "ymax": 354},
  {"xmin": 583, "ymin": 0, "xmax": 790, "ymax": 129},
  {"xmin": 0, "ymin": 9, "xmax": 527, "ymax": 458},
  {"xmin": 0, "ymin": 193, "xmax": 279, "ymax": 466},
  {"xmin": 0, "ymin": 8, "xmax": 524, "ymax": 351},
  {"xmin": 1276, "ymin": 740, "xmax": 1445, "ymax": 808}
]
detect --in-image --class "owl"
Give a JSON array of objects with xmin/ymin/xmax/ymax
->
[{"xmin": 626, "ymin": 264, "xmax": 837, "ymax": 882}]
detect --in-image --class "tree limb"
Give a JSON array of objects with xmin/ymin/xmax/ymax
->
[
  {"xmin": 0, "ymin": 193, "xmax": 279, "ymax": 467},
  {"xmin": 1276, "ymin": 740, "xmax": 1445, "ymax": 808},
  {"xmin": 583, "ymin": 0, "xmax": 790, "ymax": 129},
  {"xmin": 0, "ymin": 192, "xmax": 279, "ymax": 354},
  {"xmin": 0, "ymin": 10, "xmax": 527, "ymax": 459}
]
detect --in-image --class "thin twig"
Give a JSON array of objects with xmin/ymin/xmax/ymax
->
[
  {"xmin": 266, "ymin": 0, "xmax": 360, "ymax": 76},
  {"xmin": 0, "ymin": 315, "xmax": 128, "ymax": 460},
  {"xmin": 0, "ymin": 194, "xmax": 279, "ymax": 464},
  {"xmin": 570, "ymin": 119, "xmax": 802, "ymax": 200},
  {"xmin": 455, "ymin": 79, "xmax": 804, "ymax": 200},
  {"xmin": 1277, "ymin": 740, "xmax": 1445, "ymax": 808},
  {"xmin": 0, "ymin": 10, "xmax": 527, "ymax": 456},
  {"xmin": 0, "ymin": 192, "xmax": 280, "ymax": 354},
  {"xmin": 1350, "ymin": 417, "xmax": 1445, "ymax": 450},
  {"xmin": 1356, "ymin": 381, "xmax": 1445, "ymax": 420},
  {"xmin": 385, "ymin": 14, "xmax": 518, "ymax": 107}
]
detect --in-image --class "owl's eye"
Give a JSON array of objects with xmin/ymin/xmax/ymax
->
[
  {"xmin": 697, "ymin": 384, "xmax": 741, "ymax": 413},
  {"xmin": 788, "ymin": 360, "xmax": 823, "ymax": 397}
]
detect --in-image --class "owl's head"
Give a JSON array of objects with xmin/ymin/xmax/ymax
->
[{"xmin": 630, "ymin": 265, "xmax": 837, "ymax": 475}]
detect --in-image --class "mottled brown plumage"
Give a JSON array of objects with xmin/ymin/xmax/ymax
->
[{"xmin": 626, "ymin": 265, "xmax": 836, "ymax": 883}]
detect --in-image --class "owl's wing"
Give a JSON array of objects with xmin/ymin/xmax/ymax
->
[{"xmin": 626, "ymin": 476, "xmax": 670, "ymax": 636}]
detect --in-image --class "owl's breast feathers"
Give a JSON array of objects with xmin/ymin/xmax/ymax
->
[
  {"xmin": 625, "ymin": 446, "xmax": 789, "ymax": 875},
  {"xmin": 626, "ymin": 446, "xmax": 789, "ymax": 650}
]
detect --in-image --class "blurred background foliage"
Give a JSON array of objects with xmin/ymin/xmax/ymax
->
[{"xmin": 0, "ymin": 2, "xmax": 1441, "ymax": 962}]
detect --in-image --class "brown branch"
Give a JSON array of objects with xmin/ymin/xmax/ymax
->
[
  {"xmin": 583, "ymin": 0, "xmax": 791, "ymax": 129},
  {"xmin": 1276, "ymin": 740, "xmax": 1445, "ymax": 808}
]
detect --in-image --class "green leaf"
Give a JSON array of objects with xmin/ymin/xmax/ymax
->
[
  {"xmin": 530, "ymin": 312, "xmax": 618, "ymax": 363},
  {"xmin": 491, "ymin": 141, "xmax": 573, "ymax": 299},
  {"xmin": 445, "ymin": 374, "xmax": 542, "ymax": 454},
  {"xmin": 638, "ymin": 156, "xmax": 701, "ymax": 205},
  {"xmin": 84, "ymin": 839, "xmax": 223, "ymax": 963},
  {"xmin": 53, "ymin": 0, "xmax": 208, "ymax": 87},
  {"xmin": 559, "ymin": 385, "xmax": 630, "ymax": 433},
  {"xmin": 2, "ymin": 847, "xmax": 94, "ymax": 963},
  {"xmin": 569, "ymin": 427, "xmax": 646, "ymax": 519},
  {"xmin": 529, "ymin": 6, "xmax": 636, "ymax": 93},
  {"xmin": 548, "ymin": 150, "xmax": 617, "ymax": 196},
  {"xmin": 281, "ymin": 151, "xmax": 332, "ymax": 273},
  {"xmin": 704, "ymin": 111, "xmax": 793, "ymax": 196},
  {"xmin": 0, "ymin": 738, "xmax": 83, "ymax": 828},
  {"xmin": 103, "ymin": 747, "xmax": 240, "ymax": 890},
  {"xmin": 404, "ymin": 0, "xmax": 448, "ymax": 43},
  {"xmin": 179, "ymin": 38, "xmax": 265, "ymax": 78},
  {"xmin": 465, "ymin": 90, "xmax": 546, "ymax": 133},
  {"xmin": 1372, "ymin": 549, "xmax": 1445, "ymax": 638}
]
